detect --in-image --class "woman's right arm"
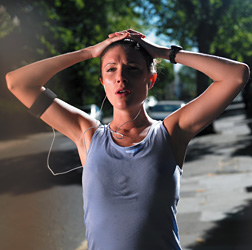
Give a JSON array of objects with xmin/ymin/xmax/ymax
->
[{"xmin": 5, "ymin": 32, "xmax": 129, "ymax": 145}]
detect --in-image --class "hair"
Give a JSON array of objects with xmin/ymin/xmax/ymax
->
[{"xmin": 99, "ymin": 39, "xmax": 156, "ymax": 78}]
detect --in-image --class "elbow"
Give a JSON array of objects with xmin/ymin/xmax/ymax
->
[
  {"xmin": 5, "ymin": 72, "xmax": 15, "ymax": 92},
  {"xmin": 5, "ymin": 71, "xmax": 20, "ymax": 93},
  {"xmin": 238, "ymin": 63, "xmax": 250, "ymax": 86}
]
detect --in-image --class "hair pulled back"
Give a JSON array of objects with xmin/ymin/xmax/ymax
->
[{"xmin": 100, "ymin": 39, "xmax": 156, "ymax": 77}]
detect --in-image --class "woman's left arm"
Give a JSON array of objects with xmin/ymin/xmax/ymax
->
[
  {"xmin": 127, "ymin": 29, "xmax": 250, "ymax": 137},
  {"xmin": 164, "ymin": 49, "xmax": 250, "ymax": 138}
]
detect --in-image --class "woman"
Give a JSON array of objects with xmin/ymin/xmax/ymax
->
[{"xmin": 6, "ymin": 29, "xmax": 250, "ymax": 250}]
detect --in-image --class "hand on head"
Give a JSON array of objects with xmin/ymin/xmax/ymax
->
[
  {"xmin": 108, "ymin": 29, "xmax": 163, "ymax": 59},
  {"xmin": 90, "ymin": 29, "xmax": 146, "ymax": 58},
  {"xmin": 128, "ymin": 30, "xmax": 164, "ymax": 59},
  {"xmin": 108, "ymin": 29, "xmax": 146, "ymax": 39},
  {"xmin": 90, "ymin": 28, "xmax": 161, "ymax": 62},
  {"xmin": 89, "ymin": 31, "xmax": 129, "ymax": 58}
]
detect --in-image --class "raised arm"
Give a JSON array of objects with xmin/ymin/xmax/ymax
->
[
  {"xmin": 5, "ymin": 32, "xmax": 130, "ymax": 145},
  {"xmin": 168, "ymin": 51, "xmax": 249, "ymax": 168},
  {"xmin": 128, "ymin": 30, "xmax": 250, "ymax": 137},
  {"xmin": 164, "ymin": 49, "xmax": 250, "ymax": 136},
  {"xmin": 126, "ymin": 29, "xmax": 250, "ymax": 167}
]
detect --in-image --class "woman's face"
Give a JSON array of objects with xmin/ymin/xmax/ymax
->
[{"xmin": 100, "ymin": 45, "xmax": 151, "ymax": 111}]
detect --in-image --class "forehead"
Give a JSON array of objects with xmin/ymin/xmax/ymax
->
[{"xmin": 101, "ymin": 45, "xmax": 146, "ymax": 66}]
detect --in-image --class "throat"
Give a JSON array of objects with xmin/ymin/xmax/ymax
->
[{"xmin": 108, "ymin": 123, "xmax": 152, "ymax": 147}]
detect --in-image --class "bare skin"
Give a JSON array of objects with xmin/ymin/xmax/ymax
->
[
  {"xmin": 99, "ymin": 45, "xmax": 156, "ymax": 148},
  {"xmin": 6, "ymin": 29, "xmax": 250, "ymax": 168}
]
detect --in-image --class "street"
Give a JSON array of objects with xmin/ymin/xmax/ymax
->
[
  {"xmin": 0, "ymin": 132, "xmax": 85, "ymax": 250},
  {"xmin": 179, "ymin": 101, "xmax": 252, "ymax": 249},
  {"xmin": 0, "ymin": 99, "xmax": 252, "ymax": 250}
]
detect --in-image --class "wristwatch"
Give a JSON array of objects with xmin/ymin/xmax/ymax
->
[{"xmin": 169, "ymin": 45, "xmax": 183, "ymax": 64}]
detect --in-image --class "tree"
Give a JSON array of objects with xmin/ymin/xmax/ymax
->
[
  {"xmin": 211, "ymin": 0, "xmax": 252, "ymax": 66},
  {"xmin": 138, "ymin": 0, "xmax": 252, "ymax": 94},
  {"xmin": 149, "ymin": 59, "xmax": 175, "ymax": 100},
  {"xmin": 138, "ymin": 0, "xmax": 252, "ymax": 133},
  {"xmin": 0, "ymin": 0, "xmax": 142, "ymax": 106},
  {"xmin": 0, "ymin": 0, "xmax": 143, "ymax": 136},
  {"xmin": 178, "ymin": 66, "xmax": 196, "ymax": 101},
  {"xmin": 0, "ymin": 5, "xmax": 20, "ymax": 38}
]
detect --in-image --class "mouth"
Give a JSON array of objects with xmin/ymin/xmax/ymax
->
[{"xmin": 116, "ymin": 89, "xmax": 131, "ymax": 96}]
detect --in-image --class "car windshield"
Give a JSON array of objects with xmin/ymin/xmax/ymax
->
[{"xmin": 151, "ymin": 104, "xmax": 181, "ymax": 112}]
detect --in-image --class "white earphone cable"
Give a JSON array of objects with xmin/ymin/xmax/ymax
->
[
  {"xmin": 47, "ymin": 127, "xmax": 83, "ymax": 176},
  {"xmin": 47, "ymin": 96, "xmax": 144, "ymax": 175}
]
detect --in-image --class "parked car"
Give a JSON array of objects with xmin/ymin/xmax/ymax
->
[
  {"xmin": 147, "ymin": 100, "xmax": 185, "ymax": 120},
  {"xmin": 81, "ymin": 104, "xmax": 103, "ymax": 122},
  {"xmin": 144, "ymin": 96, "xmax": 158, "ymax": 109}
]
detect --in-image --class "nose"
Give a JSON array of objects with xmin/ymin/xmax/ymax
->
[{"xmin": 116, "ymin": 67, "xmax": 128, "ymax": 84}]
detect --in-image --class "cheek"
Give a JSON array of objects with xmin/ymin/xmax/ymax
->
[{"xmin": 101, "ymin": 71, "xmax": 115, "ymax": 86}]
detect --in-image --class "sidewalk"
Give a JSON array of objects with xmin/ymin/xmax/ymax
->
[{"xmin": 179, "ymin": 102, "xmax": 252, "ymax": 249}]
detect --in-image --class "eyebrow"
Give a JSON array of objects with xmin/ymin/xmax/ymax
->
[
  {"xmin": 105, "ymin": 61, "xmax": 141, "ymax": 66},
  {"xmin": 104, "ymin": 63, "xmax": 116, "ymax": 68},
  {"xmin": 128, "ymin": 61, "xmax": 140, "ymax": 64}
]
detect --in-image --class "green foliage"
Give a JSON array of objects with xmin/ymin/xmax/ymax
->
[
  {"xmin": 0, "ymin": 0, "xmax": 142, "ymax": 108},
  {"xmin": 211, "ymin": 0, "xmax": 252, "ymax": 65},
  {"xmin": 149, "ymin": 59, "xmax": 175, "ymax": 100},
  {"xmin": 139, "ymin": 0, "xmax": 252, "ymax": 96},
  {"xmin": 178, "ymin": 66, "xmax": 196, "ymax": 100},
  {"xmin": 139, "ymin": 0, "xmax": 233, "ymax": 50},
  {"xmin": 0, "ymin": 5, "xmax": 19, "ymax": 38}
]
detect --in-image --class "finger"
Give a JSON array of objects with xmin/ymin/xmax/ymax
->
[
  {"xmin": 115, "ymin": 31, "xmax": 128, "ymax": 36},
  {"xmin": 116, "ymin": 30, "xmax": 128, "ymax": 34},
  {"xmin": 110, "ymin": 32, "xmax": 129, "ymax": 42},
  {"xmin": 129, "ymin": 32, "xmax": 145, "ymax": 39},
  {"xmin": 127, "ymin": 29, "xmax": 146, "ymax": 38},
  {"xmin": 128, "ymin": 34, "xmax": 143, "ymax": 40},
  {"xmin": 108, "ymin": 31, "xmax": 126, "ymax": 38},
  {"xmin": 127, "ymin": 29, "xmax": 137, "ymax": 32},
  {"xmin": 108, "ymin": 33, "xmax": 116, "ymax": 38}
]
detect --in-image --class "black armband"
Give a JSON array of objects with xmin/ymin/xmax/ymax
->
[{"xmin": 28, "ymin": 88, "xmax": 57, "ymax": 118}]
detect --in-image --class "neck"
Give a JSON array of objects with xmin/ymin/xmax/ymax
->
[{"xmin": 110, "ymin": 106, "xmax": 151, "ymax": 132}]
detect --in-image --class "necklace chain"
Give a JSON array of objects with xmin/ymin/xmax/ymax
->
[{"xmin": 109, "ymin": 107, "xmax": 142, "ymax": 139}]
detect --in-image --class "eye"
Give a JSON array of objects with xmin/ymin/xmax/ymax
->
[{"xmin": 106, "ymin": 67, "xmax": 116, "ymax": 72}]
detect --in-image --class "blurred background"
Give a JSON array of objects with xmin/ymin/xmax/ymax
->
[
  {"xmin": 0, "ymin": 1, "xmax": 252, "ymax": 250},
  {"xmin": 1, "ymin": 0, "xmax": 251, "ymax": 138}
]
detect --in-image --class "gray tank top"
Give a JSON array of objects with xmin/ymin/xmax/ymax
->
[{"xmin": 82, "ymin": 121, "xmax": 182, "ymax": 250}]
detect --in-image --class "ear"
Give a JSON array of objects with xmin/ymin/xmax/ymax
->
[
  {"xmin": 148, "ymin": 73, "xmax": 157, "ymax": 90},
  {"xmin": 99, "ymin": 77, "xmax": 104, "ymax": 86},
  {"xmin": 99, "ymin": 77, "xmax": 106, "ymax": 92}
]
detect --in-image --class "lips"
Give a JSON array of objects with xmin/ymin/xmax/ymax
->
[{"xmin": 115, "ymin": 88, "xmax": 131, "ymax": 96}]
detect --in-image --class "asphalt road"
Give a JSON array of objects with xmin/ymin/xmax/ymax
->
[
  {"xmin": 0, "ymin": 100, "xmax": 252, "ymax": 250},
  {"xmin": 0, "ymin": 132, "xmax": 85, "ymax": 250}
]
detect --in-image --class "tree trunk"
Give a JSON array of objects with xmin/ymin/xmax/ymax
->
[{"xmin": 196, "ymin": 10, "xmax": 216, "ymax": 134}]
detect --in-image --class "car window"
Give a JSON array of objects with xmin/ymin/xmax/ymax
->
[{"xmin": 151, "ymin": 104, "xmax": 181, "ymax": 112}]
